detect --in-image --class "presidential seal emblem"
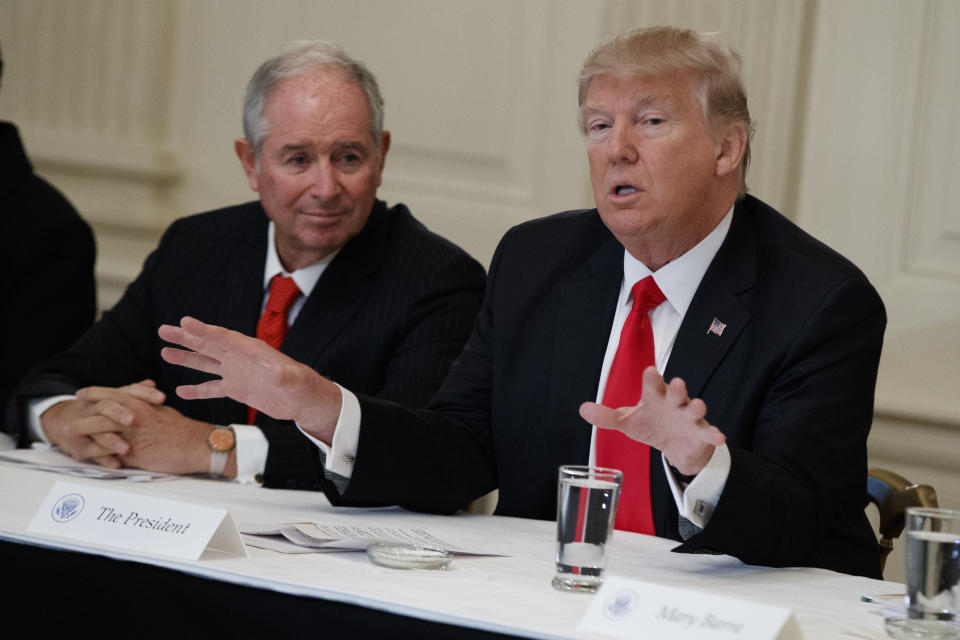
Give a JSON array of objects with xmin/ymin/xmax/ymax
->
[
  {"xmin": 51, "ymin": 493, "xmax": 85, "ymax": 523},
  {"xmin": 603, "ymin": 589, "xmax": 638, "ymax": 621}
]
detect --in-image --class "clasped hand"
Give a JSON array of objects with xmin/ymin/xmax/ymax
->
[{"xmin": 41, "ymin": 379, "xmax": 213, "ymax": 474}]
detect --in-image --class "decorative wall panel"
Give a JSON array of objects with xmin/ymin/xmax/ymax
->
[
  {"xmin": 0, "ymin": 0, "xmax": 180, "ymax": 181},
  {"xmin": 794, "ymin": 1, "xmax": 960, "ymax": 568},
  {"xmin": 903, "ymin": 0, "xmax": 960, "ymax": 279}
]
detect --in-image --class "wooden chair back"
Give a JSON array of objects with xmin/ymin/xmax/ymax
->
[{"xmin": 866, "ymin": 468, "xmax": 939, "ymax": 574}]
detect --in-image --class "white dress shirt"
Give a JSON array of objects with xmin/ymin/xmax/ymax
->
[
  {"xmin": 29, "ymin": 222, "xmax": 336, "ymax": 483},
  {"xmin": 589, "ymin": 209, "xmax": 733, "ymax": 529},
  {"xmin": 312, "ymin": 207, "xmax": 735, "ymax": 529}
]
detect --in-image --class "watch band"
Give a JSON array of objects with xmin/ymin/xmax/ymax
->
[
  {"xmin": 209, "ymin": 448, "xmax": 228, "ymax": 477},
  {"xmin": 668, "ymin": 463, "xmax": 698, "ymax": 485}
]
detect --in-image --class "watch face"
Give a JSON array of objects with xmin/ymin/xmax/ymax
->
[{"xmin": 208, "ymin": 428, "xmax": 235, "ymax": 452}]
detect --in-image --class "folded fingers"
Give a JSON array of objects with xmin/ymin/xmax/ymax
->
[
  {"xmin": 59, "ymin": 418, "xmax": 129, "ymax": 460},
  {"xmin": 118, "ymin": 380, "xmax": 165, "ymax": 404}
]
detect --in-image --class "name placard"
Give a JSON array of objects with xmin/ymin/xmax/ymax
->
[
  {"xmin": 578, "ymin": 576, "xmax": 802, "ymax": 640},
  {"xmin": 27, "ymin": 480, "xmax": 246, "ymax": 560}
]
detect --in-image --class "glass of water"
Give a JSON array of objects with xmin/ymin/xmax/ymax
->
[
  {"xmin": 552, "ymin": 465, "xmax": 623, "ymax": 593},
  {"xmin": 899, "ymin": 507, "xmax": 960, "ymax": 637}
]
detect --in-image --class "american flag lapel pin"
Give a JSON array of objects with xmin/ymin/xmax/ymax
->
[{"xmin": 707, "ymin": 317, "xmax": 727, "ymax": 336}]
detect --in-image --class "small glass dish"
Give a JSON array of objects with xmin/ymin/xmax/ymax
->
[
  {"xmin": 366, "ymin": 542, "xmax": 453, "ymax": 570},
  {"xmin": 884, "ymin": 616, "xmax": 960, "ymax": 640}
]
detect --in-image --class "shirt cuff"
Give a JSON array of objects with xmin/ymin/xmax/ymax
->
[
  {"xmin": 28, "ymin": 396, "xmax": 76, "ymax": 444},
  {"xmin": 231, "ymin": 424, "xmax": 268, "ymax": 484},
  {"xmin": 663, "ymin": 443, "xmax": 730, "ymax": 529},
  {"xmin": 295, "ymin": 382, "xmax": 359, "ymax": 479}
]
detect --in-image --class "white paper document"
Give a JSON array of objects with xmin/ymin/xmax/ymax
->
[
  {"xmin": 241, "ymin": 520, "xmax": 505, "ymax": 556},
  {"xmin": 0, "ymin": 447, "xmax": 173, "ymax": 482}
]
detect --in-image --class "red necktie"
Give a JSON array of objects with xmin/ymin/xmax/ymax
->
[
  {"xmin": 247, "ymin": 275, "xmax": 301, "ymax": 424},
  {"xmin": 595, "ymin": 276, "xmax": 665, "ymax": 535}
]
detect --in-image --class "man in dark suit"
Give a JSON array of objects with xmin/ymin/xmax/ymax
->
[
  {"xmin": 158, "ymin": 27, "xmax": 884, "ymax": 577},
  {"xmin": 0, "ymin": 46, "xmax": 97, "ymax": 422},
  {"xmin": 6, "ymin": 41, "xmax": 484, "ymax": 489}
]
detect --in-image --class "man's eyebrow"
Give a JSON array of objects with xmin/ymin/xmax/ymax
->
[
  {"xmin": 337, "ymin": 141, "xmax": 371, "ymax": 152},
  {"xmin": 580, "ymin": 104, "xmax": 611, "ymax": 120},
  {"xmin": 278, "ymin": 143, "xmax": 311, "ymax": 153},
  {"xmin": 276, "ymin": 141, "xmax": 371, "ymax": 154},
  {"xmin": 581, "ymin": 93, "xmax": 677, "ymax": 118},
  {"xmin": 629, "ymin": 92, "xmax": 676, "ymax": 111}
]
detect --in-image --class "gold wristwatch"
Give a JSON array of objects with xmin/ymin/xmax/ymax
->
[{"xmin": 207, "ymin": 425, "xmax": 235, "ymax": 477}]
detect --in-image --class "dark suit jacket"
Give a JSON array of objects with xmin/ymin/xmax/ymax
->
[
  {"xmin": 7, "ymin": 200, "xmax": 485, "ymax": 490},
  {"xmin": 339, "ymin": 195, "xmax": 885, "ymax": 578},
  {"xmin": 0, "ymin": 122, "xmax": 96, "ymax": 415}
]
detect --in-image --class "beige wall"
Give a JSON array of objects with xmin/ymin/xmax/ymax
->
[
  {"xmin": 1, "ymin": 0, "xmax": 956, "ymax": 581},
  {"xmin": 793, "ymin": 0, "xmax": 960, "ymax": 582}
]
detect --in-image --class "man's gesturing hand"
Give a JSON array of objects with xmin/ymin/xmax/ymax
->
[
  {"xmin": 579, "ymin": 366, "xmax": 725, "ymax": 476},
  {"xmin": 158, "ymin": 316, "xmax": 342, "ymax": 444}
]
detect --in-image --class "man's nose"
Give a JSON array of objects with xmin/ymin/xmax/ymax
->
[
  {"xmin": 607, "ymin": 122, "xmax": 639, "ymax": 164},
  {"xmin": 308, "ymin": 162, "xmax": 341, "ymax": 200}
]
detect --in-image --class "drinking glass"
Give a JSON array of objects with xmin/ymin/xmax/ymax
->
[
  {"xmin": 889, "ymin": 507, "xmax": 960, "ymax": 638},
  {"xmin": 552, "ymin": 465, "xmax": 622, "ymax": 593}
]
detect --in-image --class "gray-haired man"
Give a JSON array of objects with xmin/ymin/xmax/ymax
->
[{"xmin": 7, "ymin": 41, "xmax": 485, "ymax": 490}]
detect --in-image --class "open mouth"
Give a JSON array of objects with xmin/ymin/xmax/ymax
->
[{"xmin": 613, "ymin": 184, "xmax": 639, "ymax": 196}]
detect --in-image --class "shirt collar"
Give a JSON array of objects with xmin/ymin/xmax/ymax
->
[
  {"xmin": 621, "ymin": 204, "xmax": 734, "ymax": 316},
  {"xmin": 263, "ymin": 221, "xmax": 339, "ymax": 297}
]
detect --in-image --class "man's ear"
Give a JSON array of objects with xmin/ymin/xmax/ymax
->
[
  {"xmin": 714, "ymin": 123, "xmax": 747, "ymax": 179},
  {"xmin": 372, "ymin": 130, "xmax": 391, "ymax": 188},
  {"xmin": 378, "ymin": 130, "xmax": 391, "ymax": 170},
  {"xmin": 235, "ymin": 138, "xmax": 260, "ymax": 192}
]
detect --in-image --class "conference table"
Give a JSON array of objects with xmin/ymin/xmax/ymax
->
[{"xmin": 0, "ymin": 452, "xmax": 898, "ymax": 639}]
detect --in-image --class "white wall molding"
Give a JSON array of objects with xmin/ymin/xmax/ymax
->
[
  {"xmin": 871, "ymin": 411, "xmax": 960, "ymax": 470},
  {"xmin": 796, "ymin": 0, "xmax": 960, "ymax": 441},
  {"xmin": 902, "ymin": 0, "xmax": 960, "ymax": 280},
  {"xmin": 1, "ymin": 0, "xmax": 180, "ymax": 184},
  {"xmin": 24, "ymin": 128, "xmax": 181, "ymax": 182}
]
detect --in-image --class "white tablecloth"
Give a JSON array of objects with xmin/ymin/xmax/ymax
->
[{"xmin": 0, "ymin": 457, "xmax": 896, "ymax": 639}]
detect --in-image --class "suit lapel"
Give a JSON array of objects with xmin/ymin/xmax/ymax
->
[
  {"xmin": 196, "ymin": 203, "xmax": 268, "ymax": 426},
  {"xmin": 663, "ymin": 203, "xmax": 757, "ymax": 396},
  {"xmin": 652, "ymin": 203, "xmax": 758, "ymax": 536},
  {"xmin": 281, "ymin": 202, "xmax": 387, "ymax": 365},
  {"xmin": 549, "ymin": 222, "xmax": 623, "ymax": 467},
  {"xmin": 232, "ymin": 206, "xmax": 270, "ymax": 337}
]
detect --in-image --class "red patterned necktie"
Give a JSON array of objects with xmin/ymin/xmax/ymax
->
[
  {"xmin": 247, "ymin": 275, "xmax": 301, "ymax": 424},
  {"xmin": 595, "ymin": 275, "xmax": 665, "ymax": 534}
]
